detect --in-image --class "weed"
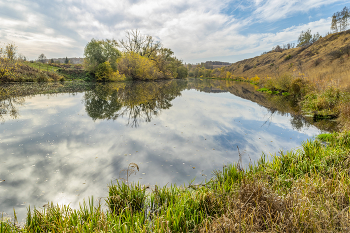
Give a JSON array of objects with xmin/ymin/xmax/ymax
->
[{"xmin": 285, "ymin": 54, "xmax": 292, "ymax": 60}]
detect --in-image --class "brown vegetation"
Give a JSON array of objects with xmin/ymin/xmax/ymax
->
[{"xmin": 227, "ymin": 30, "xmax": 350, "ymax": 91}]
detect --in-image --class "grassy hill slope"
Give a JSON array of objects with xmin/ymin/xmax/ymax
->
[{"xmin": 227, "ymin": 30, "xmax": 350, "ymax": 89}]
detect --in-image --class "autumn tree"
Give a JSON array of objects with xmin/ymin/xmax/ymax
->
[
  {"xmin": 0, "ymin": 43, "xmax": 19, "ymax": 80},
  {"xmin": 84, "ymin": 39, "xmax": 121, "ymax": 73},
  {"xmin": 5, "ymin": 43, "xmax": 17, "ymax": 60}
]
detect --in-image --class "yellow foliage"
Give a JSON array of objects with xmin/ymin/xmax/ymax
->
[
  {"xmin": 95, "ymin": 61, "xmax": 125, "ymax": 82},
  {"xmin": 250, "ymin": 75, "xmax": 260, "ymax": 82},
  {"xmin": 117, "ymin": 52, "xmax": 164, "ymax": 80}
]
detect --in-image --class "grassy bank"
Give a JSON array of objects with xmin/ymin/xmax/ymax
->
[
  {"xmin": 1, "ymin": 132, "xmax": 349, "ymax": 232},
  {"xmin": 0, "ymin": 58, "xmax": 93, "ymax": 83},
  {"xmin": 188, "ymin": 30, "xmax": 350, "ymax": 130}
]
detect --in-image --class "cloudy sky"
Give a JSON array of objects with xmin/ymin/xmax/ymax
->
[{"xmin": 0, "ymin": 0, "xmax": 349, "ymax": 63}]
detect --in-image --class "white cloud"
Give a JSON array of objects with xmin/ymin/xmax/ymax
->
[
  {"xmin": 0, "ymin": 0, "xmax": 345, "ymax": 62},
  {"xmin": 252, "ymin": 0, "xmax": 345, "ymax": 22}
]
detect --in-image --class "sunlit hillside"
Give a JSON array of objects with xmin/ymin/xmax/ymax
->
[{"xmin": 226, "ymin": 30, "xmax": 350, "ymax": 91}]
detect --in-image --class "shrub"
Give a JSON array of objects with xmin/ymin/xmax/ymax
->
[
  {"xmin": 176, "ymin": 66, "xmax": 188, "ymax": 79},
  {"xmin": 290, "ymin": 77, "xmax": 308, "ymax": 96},
  {"xmin": 285, "ymin": 54, "xmax": 292, "ymax": 60},
  {"xmin": 275, "ymin": 74, "xmax": 292, "ymax": 91},
  {"xmin": 95, "ymin": 61, "xmax": 125, "ymax": 82},
  {"xmin": 117, "ymin": 52, "xmax": 164, "ymax": 80},
  {"xmin": 314, "ymin": 58, "xmax": 323, "ymax": 66},
  {"xmin": 36, "ymin": 72, "xmax": 49, "ymax": 82}
]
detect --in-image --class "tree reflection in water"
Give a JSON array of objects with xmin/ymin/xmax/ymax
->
[
  {"xmin": 83, "ymin": 80, "xmax": 188, "ymax": 127},
  {"xmin": 0, "ymin": 89, "xmax": 24, "ymax": 122}
]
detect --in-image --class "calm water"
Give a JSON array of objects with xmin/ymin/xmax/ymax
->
[{"xmin": 0, "ymin": 79, "xmax": 327, "ymax": 220}]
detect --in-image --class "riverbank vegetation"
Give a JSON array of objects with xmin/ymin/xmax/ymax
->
[
  {"xmin": 84, "ymin": 30, "xmax": 188, "ymax": 81},
  {"xmin": 1, "ymin": 131, "xmax": 349, "ymax": 232},
  {"xmin": 189, "ymin": 27, "xmax": 350, "ymax": 130},
  {"xmin": 0, "ymin": 30, "xmax": 187, "ymax": 83}
]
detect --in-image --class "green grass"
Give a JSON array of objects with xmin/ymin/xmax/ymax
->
[
  {"xmin": 1, "ymin": 131, "xmax": 349, "ymax": 232},
  {"xmin": 26, "ymin": 62, "xmax": 60, "ymax": 72}
]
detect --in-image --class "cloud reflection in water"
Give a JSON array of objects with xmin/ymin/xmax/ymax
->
[{"xmin": 0, "ymin": 80, "xmax": 323, "ymax": 220}]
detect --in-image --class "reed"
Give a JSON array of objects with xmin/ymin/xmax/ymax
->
[{"xmin": 1, "ymin": 132, "xmax": 349, "ymax": 232}]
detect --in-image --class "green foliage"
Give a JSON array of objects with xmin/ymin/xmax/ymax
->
[
  {"xmin": 302, "ymin": 86, "xmax": 347, "ymax": 115},
  {"xmin": 95, "ymin": 61, "xmax": 125, "ymax": 82},
  {"xmin": 331, "ymin": 6, "xmax": 350, "ymax": 32},
  {"xmin": 64, "ymin": 57, "xmax": 69, "ymax": 64},
  {"xmin": 107, "ymin": 181, "xmax": 146, "ymax": 215},
  {"xmin": 285, "ymin": 54, "xmax": 292, "ymax": 60},
  {"xmin": 7, "ymin": 131, "xmax": 349, "ymax": 232},
  {"xmin": 84, "ymin": 39, "xmax": 121, "ymax": 73},
  {"xmin": 297, "ymin": 29, "xmax": 320, "ymax": 47},
  {"xmin": 257, "ymin": 87, "xmax": 270, "ymax": 92},
  {"xmin": 176, "ymin": 65, "xmax": 188, "ymax": 79}
]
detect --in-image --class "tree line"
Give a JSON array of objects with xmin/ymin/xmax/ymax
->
[{"xmin": 84, "ymin": 30, "xmax": 188, "ymax": 82}]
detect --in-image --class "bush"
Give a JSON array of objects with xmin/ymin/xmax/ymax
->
[
  {"xmin": 117, "ymin": 52, "xmax": 164, "ymax": 80},
  {"xmin": 285, "ymin": 54, "xmax": 292, "ymax": 60},
  {"xmin": 275, "ymin": 74, "xmax": 292, "ymax": 91},
  {"xmin": 95, "ymin": 61, "xmax": 125, "ymax": 82},
  {"xmin": 176, "ymin": 66, "xmax": 188, "ymax": 79},
  {"xmin": 36, "ymin": 72, "xmax": 49, "ymax": 82}
]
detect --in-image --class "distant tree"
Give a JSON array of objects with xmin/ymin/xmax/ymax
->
[
  {"xmin": 331, "ymin": 7, "xmax": 350, "ymax": 32},
  {"xmin": 119, "ymin": 30, "xmax": 161, "ymax": 58},
  {"xmin": 311, "ymin": 32, "xmax": 321, "ymax": 43},
  {"xmin": 84, "ymin": 39, "xmax": 121, "ymax": 73},
  {"xmin": 176, "ymin": 65, "xmax": 188, "ymax": 79},
  {"xmin": 331, "ymin": 13, "xmax": 339, "ymax": 32},
  {"xmin": 5, "ymin": 43, "xmax": 17, "ymax": 60},
  {"xmin": 297, "ymin": 29, "xmax": 320, "ymax": 47},
  {"xmin": 38, "ymin": 53, "xmax": 46, "ymax": 63},
  {"xmin": 17, "ymin": 54, "xmax": 25, "ymax": 61},
  {"xmin": 65, "ymin": 57, "xmax": 69, "ymax": 64},
  {"xmin": 273, "ymin": 45, "xmax": 283, "ymax": 52},
  {"xmin": 50, "ymin": 58, "xmax": 54, "ymax": 64},
  {"xmin": 341, "ymin": 6, "xmax": 350, "ymax": 31}
]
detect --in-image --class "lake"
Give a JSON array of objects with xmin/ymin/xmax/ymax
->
[{"xmin": 0, "ymin": 79, "xmax": 330, "ymax": 221}]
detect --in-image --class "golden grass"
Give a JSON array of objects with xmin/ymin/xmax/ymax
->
[{"xmin": 228, "ymin": 30, "xmax": 350, "ymax": 92}]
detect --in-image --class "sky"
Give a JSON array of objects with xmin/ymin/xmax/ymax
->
[{"xmin": 0, "ymin": 0, "xmax": 349, "ymax": 63}]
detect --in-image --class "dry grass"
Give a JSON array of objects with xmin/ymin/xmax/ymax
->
[
  {"xmin": 228, "ymin": 30, "xmax": 350, "ymax": 92},
  {"xmin": 2, "ymin": 131, "xmax": 350, "ymax": 232}
]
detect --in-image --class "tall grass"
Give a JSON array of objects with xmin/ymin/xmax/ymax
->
[{"xmin": 1, "ymin": 132, "xmax": 350, "ymax": 232}]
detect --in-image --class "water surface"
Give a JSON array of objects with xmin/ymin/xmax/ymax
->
[{"xmin": 0, "ymin": 79, "xmax": 327, "ymax": 220}]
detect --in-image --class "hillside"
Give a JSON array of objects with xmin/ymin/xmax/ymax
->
[{"xmin": 226, "ymin": 30, "xmax": 350, "ymax": 89}]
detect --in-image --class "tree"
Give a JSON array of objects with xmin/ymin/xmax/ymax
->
[
  {"xmin": 331, "ymin": 14, "xmax": 338, "ymax": 32},
  {"xmin": 65, "ymin": 57, "xmax": 69, "ymax": 64},
  {"xmin": 331, "ymin": 7, "xmax": 350, "ymax": 32},
  {"xmin": 311, "ymin": 32, "xmax": 321, "ymax": 43},
  {"xmin": 38, "ymin": 54, "xmax": 46, "ymax": 63},
  {"xmin": 341, "ymin": 6, "xmax": 350, "ymax": 31},
  {"xmin": 6, "ymin": 43, "xmax": 17, "ymax": 60},
  {"xmin": 297, "ymin": 29, "xmax": 312, "ymax": 47},
  {"xmin": 119, "ymin": 30, "xmax": 161, "ymax": 58},
  {"xmin": 84, "ymin": 39, "xmax": 121, "ymax": 73},
  {"xmin": 50, "ymin": 58, "xmax": 54, "ymax": 64}
]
